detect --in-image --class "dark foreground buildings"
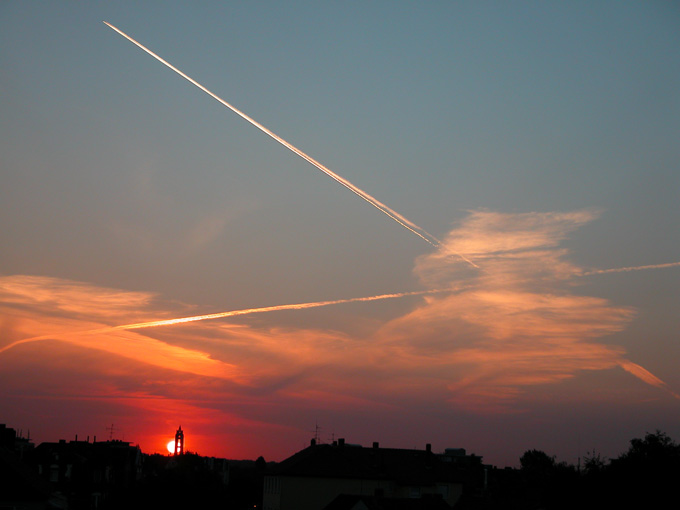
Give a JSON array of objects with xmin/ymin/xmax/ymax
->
[
  {"xmin": 1, "ymin": 422, "xmax": 486, "ymax": 510},
  {"xmin": 0, "ymin": 423, "xmax": 233, "ymax": 510},
  {"xmin": 5, "ymin": 420, "xmax": 679, "ymax": 509},
  {"xmin": 1, "ymin": 423, "xmax": 143, "ymax": 509},
  {"xmin": 263, "ymin": 439, "xmax": 486, "ymax": 510}
]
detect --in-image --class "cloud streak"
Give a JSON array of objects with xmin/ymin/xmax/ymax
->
[
  {"xmin": 0, "ymin": 285, "xmax": 447, "ymax": 357},
  {"xmin": 2, "ymin": 209, "xmax": 676, "ymax": 456},
  {"xmin": 581, "ymin": 261, "xmax": 680, "ymax": 276},
  {"xmin": 0, "ymin": 277, "xmax": 237, "ymax": 379},
  {"xmin": 619, "ymin": 360, "xmax": 680, "ymax": 399},
  {"xmin": 381, "ymin": 210, "xmax": 677, "ymax": 406},
  {"xmin": 109, "ymin": 289, "xmax": 450, "ymax": 331}
]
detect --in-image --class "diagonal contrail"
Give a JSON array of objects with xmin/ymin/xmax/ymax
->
[
  {"xmin": 619, "ymin": 360, "xmax": 680, "ymax": 400},
  {"xmin": 103, "ymin": 21, "xmax": 442, "ymax": 249},
  {"xmin": 581, "ymin": 261, "xmax": 680, "ymax": 276}
]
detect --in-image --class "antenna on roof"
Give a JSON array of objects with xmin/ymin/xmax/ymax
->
[
  {"xmin": 105, "ymin": 423, "xmax": 120, "ymax": 441},
  {"xmin": 311, "ymin": 423, "xmax": 322, "ymax": 444}
]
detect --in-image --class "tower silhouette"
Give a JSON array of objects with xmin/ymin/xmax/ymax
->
[{"xmin": 174, "ymin": 425, "xmax": 184, "ymax": 456}]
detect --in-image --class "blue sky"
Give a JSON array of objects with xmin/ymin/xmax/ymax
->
[{"xmin": 1, "ymin": 2, "xmax": 679, "ymax": 465}]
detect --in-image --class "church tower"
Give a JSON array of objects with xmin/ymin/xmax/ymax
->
[{"xmin": 174, "ymin": 425, "xmax": 184, "ymax": 456}]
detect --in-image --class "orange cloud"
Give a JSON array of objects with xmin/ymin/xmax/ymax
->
[
  {"xmin": 0, "ymin": 275, "xmax": 156, "ymax": 319},
  {"xmin": 373, "ymin": 209, "xmax": 673, "ymax": 409},
  {"xmin": 1, "ymin": 209, "xmax": 674, "ymax": 435},
  {"xmin": 0, "ymin": 276, "xmax": 239, "ymax": 380},
  {"xmin": 619, "ymin": 360, "xmax": 680, "ymax": 399}
]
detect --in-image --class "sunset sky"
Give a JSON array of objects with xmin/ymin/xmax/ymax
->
[{"xmin": 1, "ymin": 2, "xmax": 679, "ymax": 467}]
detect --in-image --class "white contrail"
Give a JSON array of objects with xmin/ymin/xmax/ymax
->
[
  {"xmin": 0, "ymin": 288, "xmax": 452, "ymax": 353},
  {"xmin": 581, "ymin": 261, "xmax": 680, "ymax": 276},
  {"xmin": 103, "ymin": 21, "xmax": 442, "ymax": 249},
  {"xmin": 106, "ymin": 288, "xmax": 450, "ymax": 331}
]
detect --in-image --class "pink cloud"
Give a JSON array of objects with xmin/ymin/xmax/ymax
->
[
  {"xmin": 1, "ymin": 209, "xmax": 674, "ymax": 447},
  {"xmin": 370, "ymin": 210, "xmax": 673, "ymax": 409}
]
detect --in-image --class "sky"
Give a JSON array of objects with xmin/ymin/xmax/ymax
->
[{"xmin": 1, "ymin": 1, "xmax": 679, "ymax": 467}]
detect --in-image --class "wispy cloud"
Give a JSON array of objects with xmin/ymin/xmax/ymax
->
[
  {"xmin": 1, "ymin": 209, "xmax": 676, "ymax": 451},
  {"xmin": 415, "ymin": 210, "xmax": 597, "ymax": 287},
  {"xmin": 0, "ymin": 275, "xmax": 155, "ymax": 319},
  {"xmin": 376, "ymin": 209, "xmax": 676, "ymax": 409},
  {"xmin": 0, "ymin": 276, "xmax": 237, "ymax": 379},
  {"xmin": 619, "ymin": 360, "xmax": 680, "ymax": 399}
]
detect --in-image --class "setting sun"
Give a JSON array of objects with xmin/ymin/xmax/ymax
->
[{"xmin": 166, "ymin": 440, "xmax": 175, "ymax": 454}]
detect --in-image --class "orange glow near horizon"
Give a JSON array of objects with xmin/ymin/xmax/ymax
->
[{"xmin": 1, "ymin": 209, "xmax": 677, "ymax": 463}]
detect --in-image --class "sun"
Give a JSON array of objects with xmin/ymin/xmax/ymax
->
[{"xmin": 166, "ymin": 440, "xmax": 175, "ymax": 454}]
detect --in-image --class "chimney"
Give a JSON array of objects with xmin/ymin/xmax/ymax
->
[
  {"xmin": 310, "ymin": 438, "xmax": 316, "ymax": 447},
  {"xmin": 426, "ymin": 443, "xmax": 432, "ymax": 453},
  {"xmin": 338, "ymin": 438, "xmax": 345, "ymax": 447},
  {"xmin": 373, "ymin": 442, "xmax": 379, "ymax": 449}
]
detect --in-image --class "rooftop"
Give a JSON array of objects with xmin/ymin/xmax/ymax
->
[{"xmin": 271, "ymin": 440, "xmax": 461, "ymax": 485}]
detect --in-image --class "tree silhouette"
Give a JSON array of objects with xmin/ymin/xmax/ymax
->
[
  {"xmin": 518, "ymin": 449, "xmax": 579, "ymax": 509},
  {"xmin": 606, "ymin": 430, "xmax": 680, "ymax": 507},
  {"xmin": 582, "ymin": 450, "xmax": 606, "ymax": 475},
  {"xmin": 520, "ymin": 449, "xmax": 555, "ymax": 473}
]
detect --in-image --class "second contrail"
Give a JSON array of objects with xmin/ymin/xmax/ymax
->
[
  {"xmin": 106, "ymin": 288, "xmax": 450, "ymax": 331},
  {"xmin": 0, "ymin": 288, "xmax": 453, "ymax": 355},
  {"xmin": 103, "ymin": 21, "xmax": 442, "ymax": 248},
  {"xmin": 581, "ymin": 261, "xmax": 680, "ymax": 276}
]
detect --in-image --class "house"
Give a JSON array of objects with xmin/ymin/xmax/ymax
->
[
  {"xmin": 33, "ymin": 437, "xmax": 142, "ymax": 509},
  {"xmin": 263, "ymin": 439, "xmax": 464, "ymax": 510},
  {"xmin": 0, "ymin": 424, "xmax": 55, "ymax": 510}
]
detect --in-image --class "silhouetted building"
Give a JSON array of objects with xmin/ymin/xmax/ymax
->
[
  {"xmin": 438, "ymin": 448, "xmax": 482, "ymax": 468},
  {"xmin": 33, "ymin": 437, "xmax": 142, "ymax": 509},
  {"xmin": 174, "ymin": 426, "xmax": 184, "ymax": 456},
  {"xmin": 324, "ymin": 493, "xmax": 453, "ymax": 510},
  {"xmin": 263, "ymin": 439, "xmax": 463, "ymax": 510},
  {"xmin": 0, "ymin": 424, "xmax": 54, "ymax": 510}
]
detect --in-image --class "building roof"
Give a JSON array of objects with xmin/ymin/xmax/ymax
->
[
  {"xmin": 271, "ymin": 441, "xmax": 460, "ymax": 485},
  {"xmin": 323, "ymin": 494, "xmax": 453, "ymax": 510}
]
